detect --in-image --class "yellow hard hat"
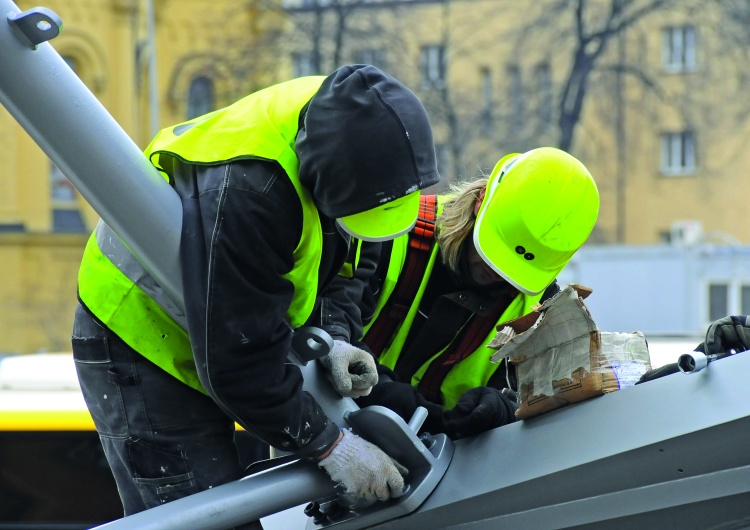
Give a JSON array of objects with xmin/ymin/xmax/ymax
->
[{"xmin": 473, "ymin": 147, "xmax": 599, "ymax": 295}]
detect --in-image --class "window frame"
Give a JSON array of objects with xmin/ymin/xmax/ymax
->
[
  {"xmin": 662, "ymin": 25, "xmax": 697, "ymax": 73},
  {"xmin": 660, "ymin": 130, "xmax": 696, "ymax": 176},
  {"xmin": 352, "ymin": 49, "xmax": 387, "ymax": 71},
  {"xmin": 535, "ymin": 62, "xmax": 552, "ymax": 133},
  {"xmin": 419, "ymin": 45, "xmax": 446, "ymax": 89},
  {"xmin": 480, "ymin": 66, "xmax": 493, "ymax": 133},
  {"xmin": 291, "ymin": 51, "xmax": 317, "ymax": 78},
  {"xmin": 703, "ymin": 279, "xmax": 750, "ymax": 327},
  {"xmin": 186, "ymin": 75, "xmax": 216, "ymax": 120},
  {"xmin": 507, "ymin": 64, "xmax": 524, "ymax": 134}
]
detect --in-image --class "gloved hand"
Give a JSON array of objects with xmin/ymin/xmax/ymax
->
[
  {"xmin": 695, "ymin": 315, "xmax": 750, "ymax": 356},
  {"xmin": 444, "ymin": 387, "xmax": 517, "ymax": 439},
  {"xmin": 318, "ymin": 429, "xmax": 408, "ymax": 502},
  {"xmin": 356, "ymin": 380, "xmax": 445, "ymax": 434},
  {"xmin": 319, "ymin": 340, "xmax": 378, "ymax": 398}
]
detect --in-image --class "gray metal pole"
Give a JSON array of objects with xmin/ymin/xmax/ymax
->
[
  {"xmin": 92, "ymin": 459, "xmax": 336, "ymax": 530},
  {"xmin": 0, "ymin": 0, "xmax": 183, "ymax": 306}
]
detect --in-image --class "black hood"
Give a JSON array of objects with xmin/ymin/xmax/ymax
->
[{"xmin": 296, "ymin": 64, "xmax": 440, "ymax": 219}]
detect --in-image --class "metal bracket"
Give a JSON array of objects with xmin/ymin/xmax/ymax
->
[
  {"xmin": 7, "ymin": 7, "xmax": 62, "ymax": 49},
  {"xmin": 291, "ymin": 326, "xmax": 334, "ymax": 364},
  {"xmin": 304, "ymin": 406, "xmax": 454, "ymax": 529}
]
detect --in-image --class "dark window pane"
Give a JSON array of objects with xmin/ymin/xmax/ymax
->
[
  {"xmin": 709, "ymin": 284, "xmax": 729, "ymax": 322},
  {"xmin": 53, "ymin": 209, "xmax": 86, "ymax": 233},
  {"xmin": 741, "ymin": 286, "xmax": 750, "ymax": 315},
  {"xmin": 187, "ymin": 76, "xmax": 215, "ymax": 120}
]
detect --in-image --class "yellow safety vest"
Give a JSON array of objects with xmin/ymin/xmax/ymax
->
[{"xmin": 78, "ymin": 76, "xmax": 326, "ymax": 392}]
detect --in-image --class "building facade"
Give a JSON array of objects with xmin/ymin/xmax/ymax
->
[{"xmin": 2, "ymin": 0, "xmax": 750, "ymax": 352}]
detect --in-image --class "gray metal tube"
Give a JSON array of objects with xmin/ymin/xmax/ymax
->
[
  {"xmin": 92, "ymin": 459, "xmax": 336, "ymax": 530},
  {"xmin": 0, "ymin": 0, "xmax": 183, "ymax": 305}
]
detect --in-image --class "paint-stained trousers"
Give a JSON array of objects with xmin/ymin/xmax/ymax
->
[{"xmin": 71, "ymin": 303, "xmax": 265, "ymax": 527}]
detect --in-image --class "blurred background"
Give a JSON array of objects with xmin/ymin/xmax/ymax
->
[{"xmin": 3, "ymin": 0, "xmax": 750, "ymax": 354}]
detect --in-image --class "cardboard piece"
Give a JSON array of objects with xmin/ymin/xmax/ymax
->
[{"xmin": 489, "ymin": 284, "xmax": 651, "ymax": 419}]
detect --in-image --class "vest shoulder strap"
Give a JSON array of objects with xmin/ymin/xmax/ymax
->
[{"xmin": 363, "ymin": 194, "xmax": 438, "ymax": 355}]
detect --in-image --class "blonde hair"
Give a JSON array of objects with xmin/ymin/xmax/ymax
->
[{"xmin": 437, "ymin": 177, "xmax": 489, "ymax": 273}]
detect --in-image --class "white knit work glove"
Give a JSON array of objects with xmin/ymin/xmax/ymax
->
[
  {"xmin": 318, "ymin": 429, "xmax": 408, "ymax": 502},
  {"xmin": 319, "ymin": 340, "xmax": 378, "ymax": 398}
]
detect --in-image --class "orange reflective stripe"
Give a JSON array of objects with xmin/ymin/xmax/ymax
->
[{"xmin": 363, "ymin": 195, "xmax": 438, "ymax": 355}]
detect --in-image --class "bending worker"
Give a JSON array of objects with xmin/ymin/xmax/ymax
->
[
  {"xmin": 314, "ymin": 147, "xmax": 600, "ymax": 438},
  {"xmin": 71, "ymin": 64, "xmax": 439, "ymax": 515}
]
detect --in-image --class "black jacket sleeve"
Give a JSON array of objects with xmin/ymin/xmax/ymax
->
[
  {"xmin": 175, "ymin": 158, "xmax": 340, "ymax": 459},
  {"xmin": 311, "ymin": 240, "xmax": 383, "ymax": 346}
]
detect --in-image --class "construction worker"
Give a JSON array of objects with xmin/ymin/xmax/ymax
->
[
  {"xmin": 71, "ymin": 64, "xmax": 439, "ymax": 515},
  {"xmin": 313, "ymin": 147, "xmax": 600, "ymax": 438}
]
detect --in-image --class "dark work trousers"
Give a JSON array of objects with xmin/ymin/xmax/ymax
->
[{"xmin": 71, "ymin": 303, "xmax": 264, "ymax": 528}]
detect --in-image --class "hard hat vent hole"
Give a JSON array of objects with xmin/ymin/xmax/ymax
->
[
  {"xmin": 524, "ymin": 253, "xmax": 535, "ymax": 261},
  {"xmin": 515, "ymin": 246, "xmax": 525, "ymax": 254}
]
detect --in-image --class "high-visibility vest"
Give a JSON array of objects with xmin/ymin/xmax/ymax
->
[
  {"xmin": 362, "ymin": 195, "xmax": 544, "ymax": 409},
  {"xmin": 77, "ymin": 76, "xmax": 326, "ymax": 393}
]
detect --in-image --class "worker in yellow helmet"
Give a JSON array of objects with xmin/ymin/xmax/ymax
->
[
  {"xmin": 72, "ymin": 64, "xmax": 439, "ymax": 514},
  {"xmin": 314, "ymin": 147, "xmax": 599, "ymax": 438}
]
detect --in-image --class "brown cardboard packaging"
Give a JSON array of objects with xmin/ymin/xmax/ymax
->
[{"xmin": 489, "ymin": 284, "xmax": 651, "ymax": 420}]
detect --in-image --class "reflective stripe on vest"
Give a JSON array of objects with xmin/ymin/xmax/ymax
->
[
  {"xmin": 78, "ymin": 76, "xmax": 326, "ymax": 392},
  {"xmin": 364, "ymin": 195, "xmax": 544, "ymax": 409}
]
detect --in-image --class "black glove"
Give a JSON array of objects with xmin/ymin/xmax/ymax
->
[
  {"xmin": 444, "ymin": 387, "xmax": 517, "ymax": 440},
  {"xmin": 356, "ymin": 380, "xmax": 445, "ymax": 434},
  {"xmin": 695, "ymin": 315, "xmax": 750, "ymax": 356},
  {"xmin": 635, "ymin": 363, "xmax": 679, "ymax": 384}
]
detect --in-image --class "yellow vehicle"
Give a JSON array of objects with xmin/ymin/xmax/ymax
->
[{"xmin": 0, "ymin": 352, "xmax": 268, "ymax": 529}]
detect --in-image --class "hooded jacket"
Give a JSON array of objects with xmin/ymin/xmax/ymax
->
[{"xmin": 77, "ymin": 65, "xmax": 439, "ymax": 459}]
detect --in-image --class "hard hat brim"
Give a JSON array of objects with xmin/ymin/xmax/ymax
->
[
  {"xmin": 473, "ymin": 227, "xmax": 550, "ymax": 295},
  {"xmin": 337, "ymin": 191, "xmax": 420, "ymax": 242}
]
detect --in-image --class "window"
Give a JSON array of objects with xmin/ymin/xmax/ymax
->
[
  {"xmin": 660, "ymin": 131, "xmax": 695, "ymax": 175},
  {"xmin": 662, "ymin": 26, "xmax": 696, "ymax": 72},
  {"xmin": 709, "ymin": 283, "xmax": 729, "ymax": 322},
  {"xmin": 535, "ymin": 63, "xmax": 552, "ymax": 132},
  {"xmin": 480, "ymin": 67, "xmax": 493, "ymax": 133},
  {"xmin": 434, "ymin": 143, "xmax": 448, "ymax": 182},
  {"xmin": 352, "ymin": 49, "xmax": 386, "ymax": 71},
  {"xmin": 705, "ymin": 281, "xmax": 750, "ymax": 325},
  {"xmin": 49, "ymin": 161, "xmax": 85, "ymax": 233},
  {"xmin": 292, "ymin": 52, "xmax": 317, "ymax": 78},
  {"xmin": 507, "ymin": 64, "xmax": 524, "ymax": 133},
  {"xmin": 419, "ymin": 45, "xmax": 445, "ymax": 88},
  {"xmin": 186, "ymin": 76, "xmax": 215, "ymax": 120}
]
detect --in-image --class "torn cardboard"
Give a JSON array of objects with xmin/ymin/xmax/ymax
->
[{"xmin": 489, "ymin": 284, "xmax": 651, "ymax": 420}]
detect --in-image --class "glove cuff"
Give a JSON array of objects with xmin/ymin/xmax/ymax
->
[{"xmin": 319, "ymin": 429, "xmax": 359, "ymax": 467}]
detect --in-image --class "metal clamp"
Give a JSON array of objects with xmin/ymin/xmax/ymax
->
[
  {"xmin": 291, "ymin": 326, "xmax": 334, "ymax": 364},
  {"xmin": 7, "ymin": 7, "xmax": 62, "ymax": 49},
  {"xmin": 304, "ymin": 406, "xmax": 454, "ymax": 529}
]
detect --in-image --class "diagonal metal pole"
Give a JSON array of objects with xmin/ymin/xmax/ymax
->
[{"xmin": 92, "ymin": 459, "xmax": 335, "ymax": 530}]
